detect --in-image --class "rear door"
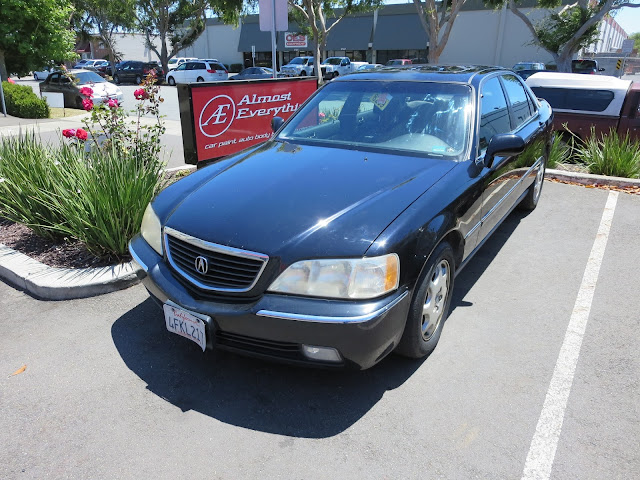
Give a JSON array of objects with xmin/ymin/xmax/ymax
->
[{"xmin": 476, "ymin": 74, "xmax": 544, "ymax": 242}]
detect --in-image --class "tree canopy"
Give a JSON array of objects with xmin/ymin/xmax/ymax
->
[
  {"xmin": 0, "ymin": 0, "xmax": 77, "ymax": 78},
  {"xmin": 412, "ymin": 0, "xmax": 469, "ymax": 64},
  {"xmin": 487, "ymin": 0, "xmax": 640, "ymax": 71}
]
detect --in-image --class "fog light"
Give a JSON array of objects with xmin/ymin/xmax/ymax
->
[{"xmin": 301, "ymin": 345, "xmax": 342, "ymax": 363}]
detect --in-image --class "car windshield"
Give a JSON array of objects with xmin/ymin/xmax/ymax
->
[
  {"xmin": 288, "ymin": 58, "xmax": 304, "ymax": 65},
  {"xmin": 74, "ymin": 71, "xmax": 107, "ymax": 84},
  {"xmin": 323, "ymin": 58, "xmax": 342, "ymax": 65},
  {"xmin": 168, "ymin": 59, "xmax": 178, "ymax": 65},
  {"xmin": 278, "ymin": 81, "xmax": 472, "ymax": 160}
]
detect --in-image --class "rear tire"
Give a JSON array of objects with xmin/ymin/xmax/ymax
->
[
  {"xmin": 135, "ymin": 75, "xmax": 142, "ymax": 84},
  {"xmin": 113, "ymin": 75, "xmax": 120, "ymax": 85},
  {"xmin": 333, "ymin": 72, "xmax": 339, "ymax": 78},
  {"xmin": 519, "ymin": 156, "xmax": 546, "ymax": 211},
  {"xmin": 168, "ymin": 76, "xmax": 176, "ymax": 86},
  {"xmin": 196, "ymin": 77, "xmax": 204, "ymax": 82},
  {"xmin": 396, "ymin": 242, "xmax": 455, "ymax": 359}
]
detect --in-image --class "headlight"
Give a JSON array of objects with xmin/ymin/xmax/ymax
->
[
  {"xmin": 268, "ymin": 254, "xmax": 399, "ymax": 299},
  {"xmin": 140, "ymin": 203, "xmax": 163, "ymax": 255}
]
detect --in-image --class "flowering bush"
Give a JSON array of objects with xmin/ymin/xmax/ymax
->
[{"xmin": 62, "ymin": 72, "xmax": 166, "ymax": 166}]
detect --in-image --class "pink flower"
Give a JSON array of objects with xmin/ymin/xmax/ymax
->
[
  {"xmin": 75, "ymin": 128, "xmax": 88, "ymax": 141},
  {"xmin": 82, "ymin": 98, "xmax": 94, "ymax": 111},
  {"xmin": 79, "ymin": 87, "xmax": 93, "ymax": 97},
  {"xmin": 134, "ymin": 88, "xmax": 149, "ymax": 100},
  {"xmin": 7, "ymin": 78, "xmax": 15, "ymax": 84},
  {"xmin": 107, "ymin": 98, "xmax": 119, "ymax": 108},
  {"xmin": 319, "ymin": 112, "xmax": 326, "ymax": 118},
  {"xmin": 62, "ymin": 129, "xmax": 77, "ymax": 138}
]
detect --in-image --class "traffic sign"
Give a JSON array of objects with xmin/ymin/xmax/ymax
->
[{"xmin": 622, "ymin": 39, "xmax": 634, "ymax": 55}]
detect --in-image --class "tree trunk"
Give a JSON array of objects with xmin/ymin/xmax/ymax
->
[
  {"xmin": 0, "ymin": 49, "xmax": 8, "ymax": 81},
  {"xmin": 556, "ymin": 52, "xmax": 573, "ymax": 73}
]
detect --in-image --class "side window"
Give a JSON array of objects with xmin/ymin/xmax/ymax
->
[
  {"xmin": 176, "ymin": 63, "xmax": 187, "ymax": 71},
  {"xmin": 501, "ymin": 74, "xmax": 532, "ymax": 128},
  {"xmin": 479, "ymin": 77, "xmax": 511, "ymax": 150},
  {"xmin": 194, "ymin": 63, "xmax": 206, "ymax": 70},
  {"xmin": 49, "ymin": 73, "xmax": 60, "ymax": 84}
]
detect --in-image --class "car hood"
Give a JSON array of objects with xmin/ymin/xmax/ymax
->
[{"xmin": 164, "ymin": 142, "xmax": 455, "ymax": 259}]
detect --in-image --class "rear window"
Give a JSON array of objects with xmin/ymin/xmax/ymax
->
[
  {"xmin": 572, "ymin": 60, "xmax": 597, "ymax": 72},
  {"xmin": 529, "ymin": 87, "xmax": 614, "ymax": 112}
]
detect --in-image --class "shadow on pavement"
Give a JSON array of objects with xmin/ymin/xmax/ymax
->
[
  {"xmin": 112, "ymin": 298, "xmax": 424, "ymax": 438},
  {"xmin": 111, "ymin": 208, "xmax": 528, "ymax": 438}
]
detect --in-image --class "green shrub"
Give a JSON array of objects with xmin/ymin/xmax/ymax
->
[
  {"xmin": 0, "ymin": 132, "xmax": 165, "ymax": 259},
  {"xmin": 1, "ymin": 81, "xmax": 49, "ymax": 119},
  {"xmin": 230, "ymin": 63, "xmax": 243, "ymax": 73},
  {"xmin": 577, "ymin": 128, "xmax": 640, "ymax": 179},
  {"xmin": 547, "ymin": 133, "xmax": 570, "ymax": 169}
]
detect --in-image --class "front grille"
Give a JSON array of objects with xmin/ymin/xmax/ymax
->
[
  {"xmin": 216, "ymin": 331, "xmax": 303, "ymax": 360},
  {"xmin": 165, "ymin": 228, "xmax": 268, "ymax": 292}
]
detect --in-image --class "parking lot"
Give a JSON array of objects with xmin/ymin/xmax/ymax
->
[{"xmin": 1, "ymin": 180, "xmax": 638, "ymax": 479}]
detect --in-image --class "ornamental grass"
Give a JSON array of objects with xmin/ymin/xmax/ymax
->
[{"xmin": 0, "ymin": 74, "xmax": 166, "ymax": 260}]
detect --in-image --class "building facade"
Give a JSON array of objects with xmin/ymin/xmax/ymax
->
[{"xmin": 176, "ymin": 2, "xmax": 628, "ymax": 70}]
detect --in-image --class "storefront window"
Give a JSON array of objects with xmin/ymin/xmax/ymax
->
[{"xmin": 376, "ymin": 50, "xmax": 428, "ymax": 65}]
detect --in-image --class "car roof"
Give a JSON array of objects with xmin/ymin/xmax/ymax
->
[
  {"xmin": 526, "ymin": 72, "xmax": 631, "ymax": 91},
  {"xmin": 340, "ymin": 65, "xmax": 504, "ymax": 85}
]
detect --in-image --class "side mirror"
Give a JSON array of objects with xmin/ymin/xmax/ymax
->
[
  {"xmin": 271, "ymin": 116, "xmax": 284, "ymax": 133},
  {"xmin": 598, "ymin": 67, "xmax": 605, "ymax": 72},
  {"xmin": 485, "ymin": 134, "xmax": 525, "ymax": 168}
]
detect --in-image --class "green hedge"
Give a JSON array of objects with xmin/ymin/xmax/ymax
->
[{"xmin": 1, "ymin": 81, "xmax": 50, "ymax": 119}]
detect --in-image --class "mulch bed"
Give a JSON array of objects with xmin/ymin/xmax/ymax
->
[{"xmin": 0, "ymin": 218, "xmax": 126, "ymax": 268}]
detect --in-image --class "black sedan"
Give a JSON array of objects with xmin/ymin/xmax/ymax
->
[
  {"xmin": 129, "ymin": 66, "xmax": 552, "ymax": 370},
  {"xmin": 230, "ymin": 66, "xmax": 274, "ymax": 80}
]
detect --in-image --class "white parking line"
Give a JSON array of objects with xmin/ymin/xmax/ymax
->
[{"xmin": 522, "ymin": 190, "xmax": 619, "ymax": 480}]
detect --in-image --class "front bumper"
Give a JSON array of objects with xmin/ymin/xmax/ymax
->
[{"xmin": 129, "ymin": 235, "xmax": 411, "ymax": 370}]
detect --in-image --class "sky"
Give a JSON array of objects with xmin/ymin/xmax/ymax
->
[{"xmin": 613, "ymin": 6, "xmax": 640, "ymax": 35}]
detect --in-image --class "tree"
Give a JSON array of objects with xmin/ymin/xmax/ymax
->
[
  {"xmin": 135, "ymin": 0, "xmax": 242, "ymax": 74},
  {"xmin": 72, "ymin": 1, "xmax": 137, "ymax": 79},
  {"xmin": 288, "ymin": 0, "xmax": 383, "ymax": 85},
  {"xmin": 0, "ymin": 0, "xmax": 77, "ymax": 79},
  {"xmin": 489, "ymin": 0, "xmax": 640, "ymax": 72},
  {"xmin": 412, "ymin": 0, "xmax": 469, "ymax": 64},
  {"xmin": 630, "ymin": 31, "xmax": 640, "ymax": 51}
]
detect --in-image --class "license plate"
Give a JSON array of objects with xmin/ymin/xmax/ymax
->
[{"xmin": 163, "ymin": 303, "xmax": 208, "ymax": 352}]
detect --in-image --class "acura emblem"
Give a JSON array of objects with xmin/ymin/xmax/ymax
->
[{"xmin": 195, "ymin": 256, "xmax": 209, "ymax": 274}]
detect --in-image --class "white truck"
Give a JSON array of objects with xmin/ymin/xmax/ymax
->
[
  {"xmin": 320, "ymin": 57, "xmax": 355, "ymax": 79},
  {"xmin": 279, "ymin": 56, "xmax": 315, "ymax": 77}
]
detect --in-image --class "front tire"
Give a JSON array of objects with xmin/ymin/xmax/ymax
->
[
  {"xmin": 135, "ymin": 75, "xmax": 142, "ymax": 84},
  {"xmin": 519, "ymin": 156, "xmax": 546, "ymax": 211},
  {"xmin": 168, "ymin": 76, "xmax": 176, "ymax": 86},
  {"xmin": 396, "ymin": 242, "xmax": 455, "ymax": 359},
  {"xmin": 113, "ymin": 75, "xmax": 120, "ymax": 85},
  {"xmin": 333, "ymin": 72, "xmax": 339, "ymax": 78},
  {"xmin": 300, "ymin": 70, "xmax": 307, "ymax": 77}
]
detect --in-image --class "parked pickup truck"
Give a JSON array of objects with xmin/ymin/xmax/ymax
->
[
  {"xmin": 527, "ymin": 72, "xmax": 640, "ymax": 141},
  {"xmin": 280, "ymin": 56, "xmax": 315, "ymax": 77},
  {"xmin": 321, "ymin": 57, "xmax": 355, "ymax": 79}
]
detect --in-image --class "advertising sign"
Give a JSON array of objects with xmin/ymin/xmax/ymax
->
[
  {"xmin": 179, "ymin": 77, "xmax": 317, "ymax": 164},
  {"xmin": 285, "ymin": 33, "xmax": 308, "ymax": 48}
]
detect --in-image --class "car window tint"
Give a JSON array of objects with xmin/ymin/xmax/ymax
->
[
  {"xmin": 194, "ymin": 63, "xmax": 206, "ymax": 70},
  {"xmin": 176, "ymin": 64, "xmax": 187, "ymax": 71},
  {"xmin": 528, "ymin": 87, "xmax": 614, "ymax": 112},
  {"xmin": 479, "ymin": 77, "xmax": 511, "ymax": 150},
  {"xmin": 501, "ymin": 74, "xmax": 532, "ymax": 128}
]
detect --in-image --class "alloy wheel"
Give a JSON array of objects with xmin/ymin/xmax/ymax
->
[{"xmin": 421, "ymin": 259, "xmax": 450, "ymax": 341}]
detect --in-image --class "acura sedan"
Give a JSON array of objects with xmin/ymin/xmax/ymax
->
[{"xmin": 129, "ymin": 66, "xmax": 552, "ymax": 370}]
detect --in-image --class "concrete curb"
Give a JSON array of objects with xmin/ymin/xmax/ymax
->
[
  {"xmin": 546, "ymin": 169, "xmax": 640, "ymax": 188},
  {"xmin": 0, "ymin": 244, "xmax": 143, "ymax": 300}
]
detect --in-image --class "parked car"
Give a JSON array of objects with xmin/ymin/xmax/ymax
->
[
  {"xmin": 165, "ymin": 60, "xmax": 228, "ymax": 85},
  {"xmin": 230, "ymin": 67, "xmax": 274, "ymax": 80},
  {"xmin": 513, "ymin": 62, "xmax": 546, "ymax": 72},
  {"xmin": 39, "ymin": 69, "xmax": 124, "ymax": 109},
  {"xmin": 73, "ymin": 59, "xmax": 93, "ymax": 68},
  {"xmin": 386, "ymin": 59, "xmax": 412, "ymax": 66},
  {"xmin": 321, "ymin": 57, "xmax": 355, "ymax": 79},
  {"xmin": 33, "ymin": 67, "xmax": 58, "ymax": 81},
  {"xmin": 96, "ymin": 61, "xmax": 121, "ymax": 77},
  {"xmin": 129, "ymin": 66, "xmax": 552, "ymax": 370},
  {"xmin": 571, "ymin": 59, "xmax": 605, "ymax": 74},
  {"xmin": 113, "ymin": 61, "xmax": 165, "ymax": 85},
  {"xmin": 527, "ymin": 72, "xmax": 640, "ymax": 141},
  {"xmin": 357, "ymin": 63, "xmax": 383, "ymax": 71},
  {"xmin": 279, "ymin": 56, "xmax": 315, "ymax": 77},
  {"xmin": 167, "ymin": 57, "xmax": 198, "ymax": 71}
]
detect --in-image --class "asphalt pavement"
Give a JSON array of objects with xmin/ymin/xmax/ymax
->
[{"xmin": 1, "ymin": 181, "xmax": 638, "ymax": 479}]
